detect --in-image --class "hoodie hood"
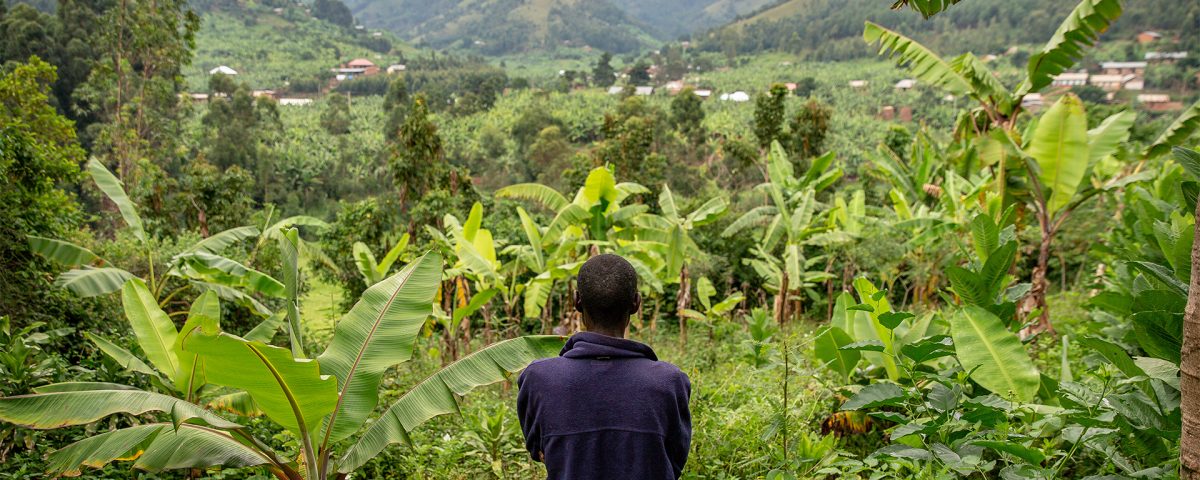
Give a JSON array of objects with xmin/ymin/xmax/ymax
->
[{"xmin": 560, "ymin": 332, "xmax": 658, "ymax": 361}]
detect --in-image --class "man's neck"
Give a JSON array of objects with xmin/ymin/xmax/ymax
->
[{"xmin": 584, "ymin": 326, "xmax": 626, "ymax": 339}]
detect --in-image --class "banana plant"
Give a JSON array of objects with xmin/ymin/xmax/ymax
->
[
  {"xmin": 0, "ymin": 253, "xmax": 565, "ymax": 479},
  {"xmin": 635, "ymin": 185, "xmax": 727, "ymax": 343},
  {"xmin": 679, "ymin": 277, "xmax": 744, "ymax": 340},
  {"xmin": 27, "ymin": 160, "xmax": 285, "ymax": 316},
  {"xmin": 505, "ymin": 206, "xmax": 584, "ymax": 333},
  {"xmin": 724, "ymin": 141, "xmax": 841, "ymax": 323},
  {"xmin": 351, "ymin": 233, "xmax": 410, "ymax": 286}
]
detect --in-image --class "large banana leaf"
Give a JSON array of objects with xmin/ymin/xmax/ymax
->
[
  {"xmin": 853, "ymin": 278, "xmax": 899, "ymax": 380},
  {"xmin": 207, "ymin": 391, "xmax": 263, "ymax": 417},
  {"xmin": 950, "ymin": 306, "xmax": 1040, "ymax": 401},
  {"xmin": 175, "ymin": 291, "xmax": 220, "ymax": 395},
  {"xmin": 54, "ymin": 266, "xmax": 135, "ymax": 297},
  {"xmin": 0, "ymin": 389, "xmax": 240, "ymax": 429},
  {"xmin": 26, "ymin": 235, "xmax": 99, "ymax": 266},
  {"xmin": 123, "ymin": 279, "xmax": 181, "ymax": 381},
  {"xmin": 353, "ymin": 242, "xmax": 382, "ymax": 284},
  {"xmin": 244, "ymin": 310, "xmax": 284, "ymax": 343},
  {"xmin": 1145, "ymin": 100, "xmax": 1200, "ymax": 159},
  {"xmin": 176, "ymin": 252, "xmax": 285, "ymax": 298},
  {"xmin": 87, "ymin": 158, "xmax": 147, "ymax": 243},
  {"xmin": 46, "ymin": 423, "xmax": 269, "ymax": 476},
  {"xmin": 1028, "ymin": 94, "xmax": 1089, "ymax": 218},
  {"xmin": 863, "ymin": 21, "xmax": 971, "ymax": 96},
  {"xmin": 184, "ymin": 332, "xmax": 337, "ymax": 436},
  {"xmin": 279, "ymin": 227, "xmax": 304, "ymax": 358},
  {"xmin": 83, "ymin": 331, "xmax": 160, "ymax": 378},
  {"xmin": 337, "ymin": 335, "xmax": 565, "ymax": 473},
  {"xmin": 580, "ymin": 167, "xmax": 619, "ymax": 208},
  {"xmin": 183, "ymin": 226, "xmax": 261, "ymax": 255},
  {"xmin": 813, "ymin": 326, "xmax": 860, "ymax": 380},
  {"xmin": 1021, "ymin": 0, "xmax": 1122, "ymax": 94},
  {"xmin": 315, "ymin": 253, "xmax": 441, "ymax": 444},
  {"xmin": 1087, "ymin": 110, "xmax": 1136, "ymax": 165},
  {"xmin": 495, "ymin": 183, "xmax": 569, "ymax": 212},
  {"xmin": 515, "ymin": 207, "xmax": 545, "ymax": 271}
]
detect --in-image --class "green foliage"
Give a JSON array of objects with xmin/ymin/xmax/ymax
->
[{"xmin": 753, "ymin": 83, "xmax": 789, "ymax": 149}]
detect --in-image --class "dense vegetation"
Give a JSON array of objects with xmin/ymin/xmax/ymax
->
[{"xmin": 1, "ymin": 0, "xmax": 1200, "ymax": 478}]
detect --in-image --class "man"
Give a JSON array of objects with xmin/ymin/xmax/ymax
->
[{"xmin": 517, "ymin": 254, "xmax": 692, "ymax": 479}]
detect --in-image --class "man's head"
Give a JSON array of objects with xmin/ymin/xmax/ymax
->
[{"xmin": 575, "ymin": 254, "xmax": 641, "ymax": 334}]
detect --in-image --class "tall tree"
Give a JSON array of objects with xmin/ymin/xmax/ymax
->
[
  {"xmin": 389, "ymin": 96, "xmax": 445, "ymax": 213},
  {"xmin": 789, "ymin": 99, "xmax": 831, "ymax": 160},
  {"xmin": 671, "ymin": 87, "xmax": 706, "ymax": 147},
  {"xmin": 321, "ymin": 93, "xmax": 352, "ymax": 135},
  {"xmin": 1181, "ymin": 146, "xmax": 1200, "ymax": 479},
  {"xmin": 753, "ymin": 83, "xmax": 788, "ymax": 150},
  {"xmin": 592, "ymin": 52, "xmax": 615, "ymax": 87}
]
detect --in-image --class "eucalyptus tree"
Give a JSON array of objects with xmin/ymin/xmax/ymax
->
[{"xmin": 0, "ymin": 253, "xmax": 564, "ymax": 479}]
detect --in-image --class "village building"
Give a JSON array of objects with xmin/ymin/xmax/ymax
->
[
  {"xmin": 693, "ymin": 89, "xmax": 712, "ymax": 99},
  {"xmin": 1052, "ymin": 72, "xmax": 1089, "ymax": 87},
  {"xmin": 1021, "ymin": 93, "xmax": 1044, "ymax": 112},
  {"xmin": 278, "ymin": 98, "xmax": 314, "ymax": 106},
  {"xmin": 1136, "ymin": 31, "xmax": 1163, "ymax": 44},
  {"xmin": 1089, "ymin": 73, "xmax": 1142, "ymax": 92},
  {"xmin": 251, "ymin": 90, "xmax": 278, "ymax": 99},
  {"xmin": 664, "ymin": 80, "xmax": 685, "ymax": 94},
  {"xmin": 332, "ymin": 59, "xmax": 380, "ymax": 81},
  {"xmin": 1099, "ymin": 61, "xmax": 1146, "ymax": 77},
  {"xmin": 634, "ymin": 86, "xmax": 654, "ymax": 96},
  {"xmin": 606, "ymin": 86, "xmax": 625, "ymax": 95},
  {"xmin": 894, "ymin": 79, "xmax": 916, "ymax": 91},
  {"xmin": 209, "ymin": 65, "xmax": 238, "ymax": 76},
  {"xmin": 1137, "ymin": 94, "xmax": 1183, "ymax": 112},
  {"xmin": 386, "ymin": 64, "xmax": 407, "ymax": 74},
  {"xmin": 1145, "ymin": 52, "xmax": 1188, "ymax": 63},
  {"xmin": 720, "ymin": 91, "xmax": 750, "ymax": 102},
  {"xmin": 848, "ymin": 80, "xmax": 868, "ymax": 89}
]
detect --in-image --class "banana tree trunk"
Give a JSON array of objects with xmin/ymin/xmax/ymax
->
[
  {"xmin": 1020, "ymin": 223, "xmax": 1056, "ymax": 337},
  {"xmin": 676, "ymin": 264, "xmax": 691, "ymax": 345},
  {"xmin": 1181, "ymin": 196, "xmax": 1200, "ymax": 479},
  {"xmin": 774, "ymin": 273, "xmax": 789, "ymax": 326},
  {"xmin": 540, "ymin": 280, "xmax": 554, "ymax": 334}
]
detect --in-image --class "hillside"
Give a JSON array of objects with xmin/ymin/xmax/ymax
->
[
  {"xmin": 604, "ymin": 0, "xmax": 775, "ymax": 39},
  {"xmin": 184, "ymin": 0, "xmax": 412, "ymax": 91},
  {"xmin": 340, "ymin": 0, "xmax": 659, "ymax": 55},
  {"xmin": 700, "ymin": 0, "xmax": 1200, "ymax": 60}
]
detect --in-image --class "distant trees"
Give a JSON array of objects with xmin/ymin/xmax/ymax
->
[
  {"xmin": 628, "ymin": 60, "xmax": 651, "ymax": 85},
  {"xmin": 321, "ymin": 94, "xmax": 352, "ymax": 135},
  {"xmin": 753, "ymin": 84, "xmax": 789, "ymax": 149},
  {"xmin": 313, "ymin": 0, "xmax": 354, "ymax": 28},
  {"xmin": 593, "ymin": 52, "xmax": 616, "ymax": 87},
  {"xmin": 789, "ymin": 100, "xmax": 831, "ymax": 160},
  {"xmin": 390, "ymin": 96, "xmax": 445, "ymax": 212},
  {"xmin": 671, "ymin": 87, "xmax": 706, "ymax": 147}
]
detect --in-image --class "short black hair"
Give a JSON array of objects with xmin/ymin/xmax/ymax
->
[{"xmin": 576, "ymin": 254, "xmax": 639, "ymax": 328}]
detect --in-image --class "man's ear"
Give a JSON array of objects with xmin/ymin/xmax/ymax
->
[{"xmin": 631, "ymin": 292, "xmax": 642, "ymax": 316}]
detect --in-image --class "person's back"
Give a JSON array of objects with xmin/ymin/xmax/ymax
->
[{"xmin": 517, "ymin": 254, "xmax": 692, "ymax": 479}]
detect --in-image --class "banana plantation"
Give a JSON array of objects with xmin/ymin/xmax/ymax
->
[{"xmin": 1, "ymin": 0, "xmax": 1199, "ymax": 478}]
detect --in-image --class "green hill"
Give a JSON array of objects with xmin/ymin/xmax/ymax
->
[
  {"xmin": 699, "ymin": 0, "xmax": 1200, "ymax": 60},
  {"xmin": 604, "ymin": 0, "xmax": 775, "ymax": 39},
  {"xmin": 184, "ymin": 1, "xmax": 412, "ymax": 91},
  {"xmin": 340, "ymin": 0, "xmax": 659, "ymax": 55}
]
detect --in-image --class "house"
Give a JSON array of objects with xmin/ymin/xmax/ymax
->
[
  {"xmin": 1052, "ymin": 72, "xmax": 1089, "ymax": 87},
  {"xmin": 279, "ymin": 98, "xmax": 313, "ymax": 106},
  {"xmin": 720, "ymin": 91, "xmax": 750, "ymax": 102},
  {"xmin": 664, "ymin": 80, "xmax": 685, "ymax": 94},
  {"xmin": 187, "ymin": 93, "xmax": 209, "ymax": 102},
  {"xmin": 606, "ymin": 86, "xmax": 625, "ymax": 95},
  {"xmin": 879, "ymin": 105, "xmax": 895, "ymax": 121},
  {"xmin": 634, "ymin": 86, "xmax": 654, "ymax": 96},
  {"xmin": 899, "ymin": 106, "xmax": 913, "ymax": 122},
  {"xmin": 693, "ymin": 89, "xmax": 712, "ymax": 99},
  {"xmin": 209, "ymin": 65, "xmax": 238, "ymax": 76},
  {"xmin": 1021, "ymin": 93, "xmax": 1044, "ymax": 112},
  {"xmin": 1089, "ymin": 73, "xmax": 1140, "ymax": 91},
  {"xmin": 1136, "ymin": 31, "xmax": 1163, "ymax": 44},
  {"xmin": 1137, "ymin": 94, "xmax": 1183, "ymax": 111},
  {"xmin": 894, "ymin": 79, "xmax": 916, "ymax": 91},
  {"xmin": 251, "ymin": 90, "xmax": 278, "ymax": 99},
  {"xmin": 1099, "ymin": 61, "xmax": 1146, "ymax": 76},
  {"xmin": 344, "ymin": 59, "xmax": 380, "ymax": 75},
  {"xmin": 848, "ymin": 80, "xmax": 868, "ymax": 89},
  {"xmin": 784, "ymin": 82, "xmax": 798, "ymax": 92},
  {"xmin": 386, "ymin": 64, "xmax": 407, "ymax": 74},
  {"xmin": 1145, "ymin": 52, "xmax": 1188, "ymax": 63}
]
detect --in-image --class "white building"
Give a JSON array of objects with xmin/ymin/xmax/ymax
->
[
  {"xmin": 894, "ymin": 79, "xmax": 917, "ymax": 91},
  {"xmin": 209, "ymin": 65, "xmax": 238, "ymax": 76},
  {"xmin": 634, "ymin": 86, "xmax": 654, "ymax": 96},
  {"xmin": 1051, "ymin": 72, "xmax": 1089, "ymax": 87}
]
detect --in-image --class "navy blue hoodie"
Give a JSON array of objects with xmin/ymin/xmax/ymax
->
[{"xmin": 517, "ymin": 332, "xmax": 692, "ymax": 479}]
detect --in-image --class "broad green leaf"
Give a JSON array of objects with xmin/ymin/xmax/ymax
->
[
  {"xmin": 1078, "ymin": 336, "xmax": 1145, "ymax": 379},
  {"xmin": 696, "ymin": 277, "xmax": 715, "ymax": 311},
  {"xmin": 47, "ymin": 424, "xmax": 268, "ymax": 477},
  {"xmin": 495, "ymin": 183, "xmax": 569, "ymax": 212},
  {"xmin": 352, "ymin": 242, "xmax": 381, "ymax": 285},
  {"xmin": 175, "ymin": 291, "xmax": 220, "ymax": 395},
  {"xmin": 969, "ymin": 214, "xmax": 999, "ymax": 262},
  {"xmin": 767, "ymin": 141, "xmax": 794, "ymax": 187},
  {"xmin": 243, "ymin": 311, "xmax": 284, "ymax": 344},
  {"xmin": 1145, "ymin": 101, "xmax": 1200, "ymax": 159},
  {"xmin": 1029, "ymin": 94, "xmax": 1089, "ymax": 217},
  {"xmin": 33, "ymin": 382, "xmax": 140, "ymax": 393},
  {"xmin": 122, "ymin": 279, "xmax": 180, "ymax": 382},
  {"xmin": 26, "ymin": 235, "xmax": 98, "ymax": 266},
  {"xmin": 0, "ymin": 389, "xmax": 240, "ymax": 430},
  {"xmin": 901, "ymin": 335, "xmax": 955, "ymax": 364},
  {"xmin": 279, "ymin": 228, "xmax": 304, "ymax": 358},
  {"xmin": 1087, "ymin": 110, "xmax": 1136, "ymax": 165},
  {"xmin": 316, "ymin": 253, "xmax": 441, "ymax": 444},
  {"xmin": 841, "ymin": 383, "xmax": 907, "ymax": 410},
  {"xmin": 207, "ymin": 392, "xmax": 263, "ymax": 417},
  {"xmin": 184, "ymin": 226, "xmax": 260, "ymax": 255},
  {"xmin": 864, "ymin": 21, "xmax": 971, "ymax": 96},
  {"xmin": 659, "ymin": 185, "xmax": 679, "ymax": 219},
  {"xmin": 1130, "ymin": 311, "xmax": 1183, "ymax": 365},
  {"xmin": 687, "ymin": 196, "xmax": 728, "ymax": 226},
  {"xmin": 337, "ymin": 335, "xmax": 565, "ymax": 473},
  {"xmin": 84, "ymin": 332, "xmax": 159, "ymax": 378},
  {"xmin": 972, "ymin": 440, "xmax": 1046, "ymax": 465},
  {"xmin": 87, "ymin": 158, "xmax": 146, "ymax": 242},
  {"xmin": 453, "ymin": 288, "xmax": 499, "ymax": 326},
  {"xmin": 184, "ymin": 332, "xmax": 337, "ymax": 436},
  {"xmin": 950, "ymin": 306, "xmax": 1040, "ymax": 401},
  {"xmin": 55, "ymin": 267, "xmax": 135, "ymax": 297},
  {"xmin": 515, "ymin": 208, "xmax": 544, "ymax": 270},
  {"xmin": 1021, "ymin": 0, "xmax": 1123, "ymax": 94},
  {"xmin": 376, "ymin": 233, "xmax": 411, "ymax": 277},
  {"xmin": 462, "ymin": 202, "xmax": 484, "ymax": 242},
  {"xmin": 580, "ymin": 167, "xmax": 618, "ymax": 207},
  {"xmin": 177, "ymin": 252, "xmax": 285, "ymax": 298},
  {"xmin": 1173, "ymin": 146, "xmax": 1200, "ymax": 181},
  {"xmin": 813, "ymin": 326, "xmax": 860, "ymax": 379}
]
